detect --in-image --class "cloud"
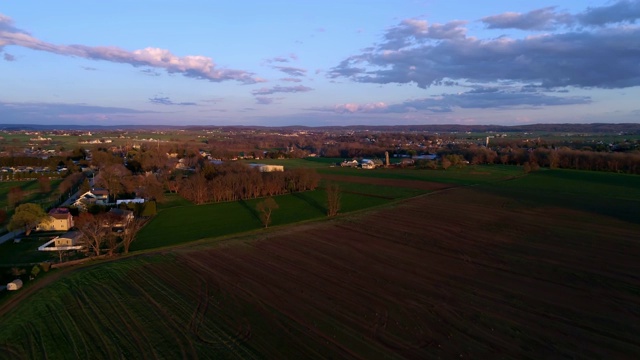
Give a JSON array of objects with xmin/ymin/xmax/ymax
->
[
  {"xmin": 481, "ymin": 7, "xmax": 572, "ymax": 30},
  {"xmin": 148, "ymin": 96, "xmax": 197, "ymax": 106},
  {"xmin": 266, "ymin": 56, "xmax": 289, "ymax": 63},
  {"xmin": 312, "ymin": 88, "xmax": 591, "ymax": 114},
  {"xmin": 0, "ymin": 14, "xmax": 25, "ymax": 36},
  {"xmin": 380, "ymin": 19, "xmax": 467, "ymax": 50},
  {"xmin": 272, "ymin": 65, "xmax": 307, "ymax": 77},
  {"xmin": 81, "ymin": 66, "xmax": 97, "ymax": 71},
  {"xmin": 281, "ymin": 77, "xmax": 302, "ymax": 83},
  {"xmin": 331, "ymin": 7, "xmax": 640, "ymax": 89},
  {"xmin": 577, "ymin": 0, "xmax": 640, "ymax": 26},
  {"xmin": 3, "ymin": 52, "xmax": 15, "ymax": 61},
  {"xmin": 140, "ymin": 68, "xmax": 160, "ymax": 76},
  {"xmin": 201, "ymin": 97, "xmax": 223, "ymax": 104},
  {"xmin": 0, "ymin": 13, "xmax": 263, "ymax": 84},
  {"xmin": 255, "ymin": 96, "xmax": 284, "ymax": 105},
  {"xmin": 251, "ymin": 85, "xmax": 313, "ymax": 95}
]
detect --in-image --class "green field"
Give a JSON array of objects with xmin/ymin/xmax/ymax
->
[
  {"xmin": 132, "ymin": 189, "xmax": 391, "ymax": 251},
  {"xmin": 0, "ymin": 179, "xmax": 63, "ymax": 229},
  {"xmin": 478, "ymin": 169, "xmax": 640, "ymax": 224}
]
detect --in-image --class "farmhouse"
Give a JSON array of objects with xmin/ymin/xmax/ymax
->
[
  {"xmin": 38, "ymin": 208, "xmax": 74, "ymax": 231},
  {"xmin": 73, "ymin": 188, "xmax": 110, "ymax": 209}
]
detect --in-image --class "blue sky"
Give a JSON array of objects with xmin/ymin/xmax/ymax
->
[{"xmin": 1, "ymin": 0, "xmax": 640, "ymax": 126}]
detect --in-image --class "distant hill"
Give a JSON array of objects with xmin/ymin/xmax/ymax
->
[{"xmin": 1, "ymin": 123, "xmax": 639, "ymax": 133}]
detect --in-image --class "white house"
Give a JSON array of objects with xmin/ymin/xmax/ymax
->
[{"xmin": 37, "ymin": 208, "xmax": 74, "ymax": 231}]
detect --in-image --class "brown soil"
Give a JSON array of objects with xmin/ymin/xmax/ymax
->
[{"xmin": 176, "ymin": 187, "xmax": 640, "ymax": 358}]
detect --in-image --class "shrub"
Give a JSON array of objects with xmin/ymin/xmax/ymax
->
[{"xmin": 39, "ymin": 262, "xmax": 52, "ymax": 272}]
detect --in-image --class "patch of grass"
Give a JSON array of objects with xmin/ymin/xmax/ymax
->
[
  {"xmin": 0, "ymin": 179, "xmax": 63, "ymax": 226},
  {"xmin": 134, "ymin": 189, "xmax": 395, "ymax": 251},
  {"xmin": 156, "ymin": 192, "xmax": 193, "ymax": 210},
  {"xmin": 0, "ymin": 236, "xmax": 55, "ymax": 265}
]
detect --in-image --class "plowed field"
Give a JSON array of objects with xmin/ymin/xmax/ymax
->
[{"xmin": 1, "ymin": 181, "xmax": 639, "ymax": 359}]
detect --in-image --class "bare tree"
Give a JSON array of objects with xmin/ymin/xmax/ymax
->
[
  {"xmin": 105, "ymin": 232, "xmax": 119, "ymax": 257},
  {"xmin": 256, "ymin": 197, "xmax": 278, "ymax": 228},
  {"xmin": 95, "ymin": 164, "xmax": 131, "ymax": 202},
  {"xmin": 75, "ymin": 213, "xmax": 110, "ymax": 257},
  {"xmin": 120, "ymin": 218, "xmax": 146, "ymax": 254},
  {"xmin": 326, "ymin": 182, "xmax": 341, "ymax": 217},
  {"xmin": 53, "ymin": 249, "xmax": 73, "ymax": 263}
]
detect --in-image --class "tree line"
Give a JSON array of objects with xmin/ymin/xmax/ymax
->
[
  {"xmin": 176, "ymin": 163, "xmax": 320, "ymax": 205},
  {"xmin": 437, "ymin": 146, "xmax": 640, "ymax": 174}
]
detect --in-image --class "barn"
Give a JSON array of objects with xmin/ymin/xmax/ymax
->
[{"xmin": 7, "ymin": 279, "xmax": 23, "ymax": 291}]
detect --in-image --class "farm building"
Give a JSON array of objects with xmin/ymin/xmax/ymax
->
[
  {"xmin": 54, "ymin": 231, "xmax": 83, "ymax": 247},
  {"xmin": 37, "ymin": 208, "xmax": 74, "ymax": 231},
  {"xmin": 248, "ymin": 164, "xmax": 284, "ymax": 172},
  {"xmin": 7, "ymin": 279, "xmax": 23, "ymax": 291},
  {"xmin": 361, "ymin": 159, "xmax": 376, "ymax": 169},
  {"xmin": 38, "ymin": 231, "xmax": 85, "ymax": 252},
  {"xmin": 116, "ymin": 198, "xmax": 145, "ymax": 205},
  {"xmin": 341, "ymin": 159, "xmax": 359, "ymax": 167}
]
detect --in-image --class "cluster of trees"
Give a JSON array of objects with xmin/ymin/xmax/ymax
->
[
  {"xmin": 439, "ymin": 146, "xmax": 640, "ymax": 174},
  {"xmin": 75, "ymin": 213, "xmax": 145, "ymax": 257},
  {"xmin": 177, "ymin": 164, "xmax": 319, "ymax": 205}
]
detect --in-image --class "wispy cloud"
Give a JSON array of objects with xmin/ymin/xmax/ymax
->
[
  {"xmin": 140, "ymin": 68, "xmax": 160, "ymax": 76},
  {"xmin": 251, "ymin": 85, "xmax": 313, "ymax": 95},
  {"xmin": 266, "ymin": 56, "xmax": 289, "ymax": 63},
  {"xmin": 0, "ymin": 13, "xmax": 264, "ymax": 84},
  {"xmin": 272, "ymin": 65, "xmax": 307, "ymax": 77},
  {"xmin": 281, "ymin": 77, "xmax": 302, "ymax": 83},
  {"xmin": 255, "ymin": 96, "xmax": 283, "ymax": 105},
  {"xmin": 81, "ymin": 66, "xmax": 97, "ymax": 71},
  {"xmin": 3, "ymin": 52, "xmax": 15, "ymax": 61},
  {"xmin": 149, "ymin": 96, "xmax": 197, "ymax": 106},
  {"xmin": 482, "ymin": 7, "xmax": 572, "ymax": 30},
  {"xmin": 312, "ymin": 88, "xmax": 591, "ymax": 114}
]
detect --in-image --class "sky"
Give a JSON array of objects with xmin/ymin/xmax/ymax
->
[{"xmin": 1, "ymin": 0, "xmax": 640, "ymax": 127}]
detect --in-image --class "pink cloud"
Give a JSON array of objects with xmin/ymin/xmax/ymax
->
[{"xmin": 0, "ymin": 13, "xmax": 263, "ymax": 84}]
